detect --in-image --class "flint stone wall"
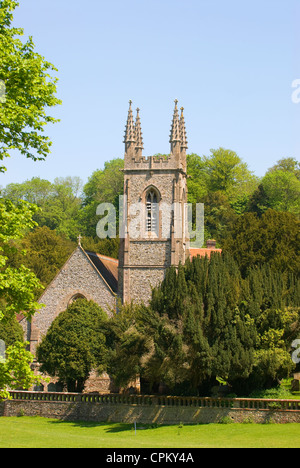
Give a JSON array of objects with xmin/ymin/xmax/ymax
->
[
  {"xmin": 1, "ymin": 393, "xmax": 300, "ymax": 425},
  {"xmin": 35, "ymin": 247, "xmax": 116, "ymax": 335},
  {"xmin": 19, "ymin": 247, "xmax": 117, "ymax": 356}
]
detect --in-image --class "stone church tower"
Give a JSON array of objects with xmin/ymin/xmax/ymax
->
[{"xmin": 118, "ymin": 100, "xmax": 190, "ymax": 304}]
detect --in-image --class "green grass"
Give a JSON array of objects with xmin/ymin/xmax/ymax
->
[{"xmin": 0, "ymin": 417, "xmax": 299, "ymax": 448}]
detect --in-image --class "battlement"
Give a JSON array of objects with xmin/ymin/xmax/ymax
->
[
  {"xmin": 124, "ymin": 152, "xmax": 187, "ymax": 172},
  {"xmin": 137, "ymin": 154, "xmax": 171, "ymax": 163}
]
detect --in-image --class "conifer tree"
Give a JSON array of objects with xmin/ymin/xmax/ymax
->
[{"xmin": 108, "ymin": 252, "xmax": 299, "ymax": 395}]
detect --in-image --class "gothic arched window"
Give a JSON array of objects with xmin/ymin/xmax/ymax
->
[{"xmin": 146, "ymin": 188, "xmax": 159, "ymax": 234}]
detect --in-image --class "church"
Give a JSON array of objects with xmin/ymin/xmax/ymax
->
[{"xmin": 19, "ymin": 101, "xmax": 221, "ymax": 391}]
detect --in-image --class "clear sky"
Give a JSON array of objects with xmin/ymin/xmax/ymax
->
[{"xmin": 0, "ymin": 0, "xmax": 299, "ymax": 188}]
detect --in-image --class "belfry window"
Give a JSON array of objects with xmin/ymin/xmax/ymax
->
[{"xmin": 146, "ymin": 189, "xmax": 159, "ymax": 234}]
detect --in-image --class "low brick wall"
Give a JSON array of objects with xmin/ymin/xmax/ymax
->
[{"xmin": 1, "ymin": 392, "xmax": 300, "ymax": 424}]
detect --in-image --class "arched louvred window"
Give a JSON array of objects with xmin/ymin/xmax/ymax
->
[{"xmin": 146, "ymin": 188, "xmax": 159, "ymax": 234}]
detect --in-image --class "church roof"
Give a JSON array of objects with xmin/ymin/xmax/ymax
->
[
  {"xmin": 85, "ymin": 251, "xmax": 119, "ymax": 294},
  {"xmin": 189, "ymin": 240, "xmax": 222, "ymax": 259},
  {"xmin": 189, "ymin": 248, "xmax": 222, "ymax": 259}
]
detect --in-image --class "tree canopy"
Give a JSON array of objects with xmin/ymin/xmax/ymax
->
[
  {"xmin": 0, "ymin": 0, "xmax": 61, "ymax": 172},
  {"xmin": 2, "ymin": 177, "xmax": 83, "ymax": 240},
  {"xmin": 107, "ymin": 254, "xmax": 300, "ymax": 396},
  {"xmin": 0, "ymin": 198, "xmax": 43, "ymax": 321},
  {"xmin": 37, "ymin": 298, "xmax": 109, "ymax": 392},
  {"xmin": 223, "ymin": 209, "xmax": 300, "ymax": 276}
]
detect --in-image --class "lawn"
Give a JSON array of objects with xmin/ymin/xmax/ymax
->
[{"xmin": 0, "ymin": 417, "xmax": 299, "ymax": 448}]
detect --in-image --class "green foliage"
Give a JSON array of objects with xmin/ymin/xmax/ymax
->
[
  {"xmin": 203, "ymin": 148, "xmax": 258, "ymax": 201},
  {"xmin": 248, "ymin": 158, "xmax": 300, "ymax": 217},
  {"xmin": 80, "ymin": 235, "xmax": 120, "ymax": 259},
  {"xmin": 9, "ymin": 226, "xmax": 76, "ymax": 292},
  {"xmin": 201, "ymin": 191, "xmax": 237, "ymax": 243},
  {"xmin": 223, "ymin": 209, "xmax": 300, "ymax": 276},
  {"xmin": 2, "ymin": 177, "xmax": 83, "ymax": 240},
  {"xmin": 0, "ymin": 198, "xmax": 43, "ymax": 320},
  {"xmin": 0, "ymin": 341, "xmax": 44, "ymax": 400},
  {"xmin": 108, "ymin": 254, "xmax": 300, "ymax": 396},
  {"xmin": 81, "ymin": 158, "xmax": 124, "ymax": 238},
  {"xmin": 267, "ymin": 157, "xmax": 300, "ymax": 180},
  {"xmin": 83, "ymin": 158, "xmax": 124, "ymax": 207},
  {"xmin": 0, "ymin": 198, "xmax": 44, "ymax": 401},
  {"xmin": 105, "ymin": 303, "xmax": 151, "ymax": 389},
  {"xmin": 2, "ymin": 177, "xmax": 53, "ymax": 205},
  {"xmin": 186, "ymin": 153, "xmax": 208, "ymax": 203},
  {"xmin": 249, "ymin": 386, "xmax": 294, "ymax": 399},
  {"xmin": 37, "ymin": 298, "xmax": 109, "ymax": 392},
  {"xmin": 218, "ymin": 416, "xmax": 234, "ymax": 424},
  {"xmin": 187, "ymin": 148, "xmax": 258, "ymax": 205},
  {"xmin": 187, "ymin": 148, "xmax": 259, "ymax": 242},
  {"xmin": 0, "ymin": 314, "xmax": 23, "ymax": 346},
  {"xmin": 260, "ymin": 171, "xmax": 300, "ymax": 216},
  {"xmin": 0, "ymin": 0, "xmax": 61, "ymax": 172},
  {"xmin": 0, "ymin": 197, "xmax": 37, "ymax": 245}
]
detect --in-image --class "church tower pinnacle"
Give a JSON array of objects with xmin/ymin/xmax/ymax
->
[
  {"xmin": 124, "ymin": 100, "xmax": 136, "ymax": 162},
  {"xmin": 169, "ymin": 99, "xmax": 188, "ymax": 170},
  {"xmin": 169, "ymin": 99, "xmax": 181, "ymax": 156},
  {"xmin": 180, "ymin": 107, "xmax": 188, "ymax": 150},
  {"xmin": 135, "ymin": 107, "xmax": 143, "ymax": 159},
  {"xmin": 179, "ymin": 106, "xmax": 188, "ymax": 172}
]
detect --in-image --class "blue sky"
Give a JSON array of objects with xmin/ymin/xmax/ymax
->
[{"xmin": 0, "ymin": 0, "xmax": 299, "ymax": 187}]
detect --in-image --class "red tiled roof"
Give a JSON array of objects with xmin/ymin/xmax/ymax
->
[
  {"xmin": 189, "ymin": 239, "xmax": 222, "ymax": 259},
  {"xmin": 189, "ymin": 247, "xmax": 222, "ymax": 259}
]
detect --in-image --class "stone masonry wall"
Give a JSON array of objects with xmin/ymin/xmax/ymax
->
[
  {"xmin": 129, "ymin": 241, "xmax": 171, "ymax": 266},
  {"xmin": 129, "ymin": 173, "xmax": 175, "ymax": 207},
  {"xmin": 121, "ymin": 170, "xmax": 182, "ymax": 305},
  {"xmin": 129, "ymin": 268, "xmax": 166, "ymax": 303},
  {"xmin": 1, "ymin": 398, "xmax": 300, "ymax": 424},
  {"xmin": 18, "ymin": 246, "xmax": 117, "ymax": 368},
  {"xmin": 30, "ymin": 247, "xmax": 116, "ymax": 340}
]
